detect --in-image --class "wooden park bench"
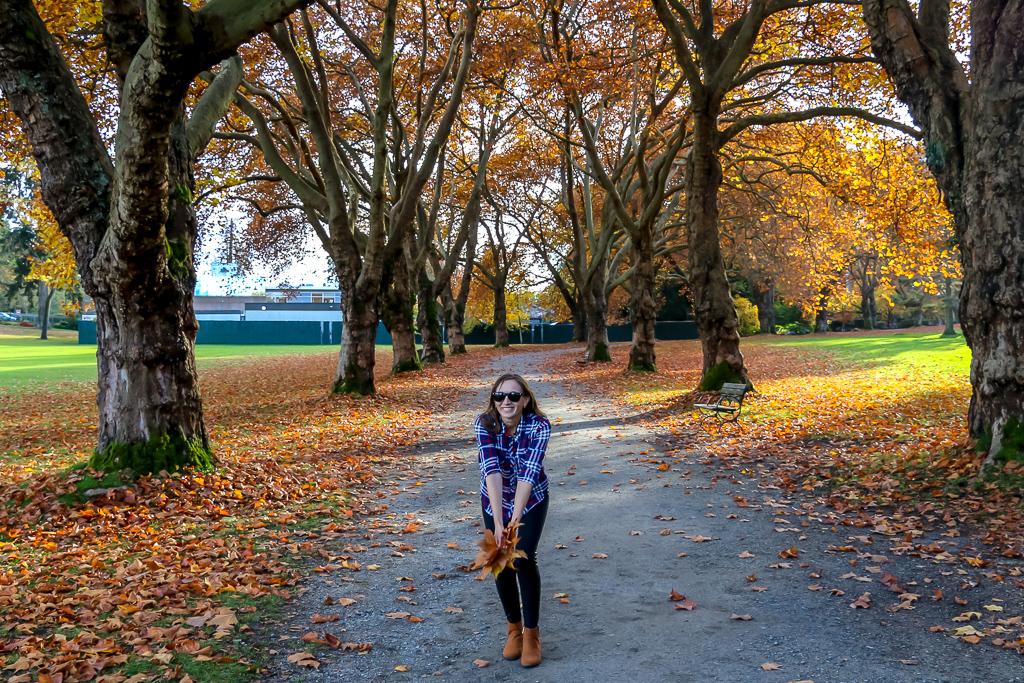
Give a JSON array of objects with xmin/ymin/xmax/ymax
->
[{"xmin": 693, "ymin": 382, "xmax": 750, "ymax": 431}]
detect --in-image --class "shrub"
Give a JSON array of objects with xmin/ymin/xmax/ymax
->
[
  {"xmin": 779, "ymin": 322, "xmax": 811, "ymax": 335},
  {"xmin": 774, "ymin": 300, "xmax": 805, "ymax": 326},
  {"xmin": 734, "ymin": 297, "xmax": 760, "ymax": 337}
]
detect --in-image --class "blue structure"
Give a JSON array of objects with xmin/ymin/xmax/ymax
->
[{"xmin": 79, "ymin": 320, "xmax": 698, "ymax": 345}]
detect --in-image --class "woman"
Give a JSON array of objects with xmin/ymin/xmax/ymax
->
[{"xmin": 475, "ymin": 372, "xmax": 551, "ymax": 668}]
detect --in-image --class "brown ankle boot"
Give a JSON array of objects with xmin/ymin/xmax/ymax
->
[
  {"xmin": 521, "ymin": 627, "xmax": 541, "ymax": 667},
  {"xmin": 503, "ymin": 621, "xmax": 523, "ymax": 660}
]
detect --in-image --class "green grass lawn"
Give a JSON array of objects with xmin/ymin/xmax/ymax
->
[
  {"xmin": 754, "ymin": 330, "xmax": 971, "ymax": 378},
  {"xmin": 0, "ymin": 328, "xmax": 338, "ymax": 392}
]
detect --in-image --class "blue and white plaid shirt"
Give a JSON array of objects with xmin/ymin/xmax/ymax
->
[{"xmin": 475, "ymin": 412, "xmax": 550, "ymax": 524}]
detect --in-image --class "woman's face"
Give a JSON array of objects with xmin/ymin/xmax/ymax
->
[{"xmin": 494, "ymin": 379, "xmax": 530, "ymax": 423}]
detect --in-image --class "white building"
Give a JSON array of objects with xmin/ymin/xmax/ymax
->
[
  {"xmin": 265, "ymin": 285, "xmax": 342, "ymax": 304},
  {"xmin": 245, "ymin": 302, "xmax": 344, "ymax": 322}
]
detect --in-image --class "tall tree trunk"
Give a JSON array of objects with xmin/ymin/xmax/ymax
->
[
  {"xmin": 943, "ymin": 277, "xmax": 957, "ymax": 336},
  {"xmin": 439, "ymin": 281, "xmax": 464, "ymax": 354},
  {"xmin": 815, "ymin": 286, "xmax": 830, "ymax": 333},
  {"xmin": 687, "ymin": 112, "xmax": 748, "ymax": 389},
  {"xmin": 0, "ymin": 0, "xmax": 302, "ymax": 472},
  {"xmin": 333, "ymin": 270, "xmax": 379, "ymax": 395},
  {"xmin": 380, "ymin": 255, "xmax": 420, "ymax": 373},
  {"xmin": 627, "ymin": 229, "xmax": 657, "ymax": 371},
  {"xmin": 447, "ymin": 262, "xmax": 474, "ymax": 354},
  {"xmin": 493, "ymin": 282, "xmax": 509, "ymax": 348},
  {"xmin": 571, "ymin": 303, "xmax": 586, "ymax": 342},
  {"xmin": 861, "ymin": 286, "xmax": 875, "ymax": 329},
  {"xmin": 581, "ymin": 258, "xmax": 610, "ymax": 361},
  {"xmin": 37, "ymin": 281, "xmax": 53, "ymax": 340},
  {"xmin": 416, "ymin": 268, "xmax": 445, "ymax": 364},
  {"xmin": 752, "ymin": 278, "xmax": 775, "ymax": 334},
  {"xmin": 92, "ymin": 129, "xmax": 211, "ymax": 470},
  {"xmin": 862, "ymin": 0, "xmax": 1024, "ymax": 442}
]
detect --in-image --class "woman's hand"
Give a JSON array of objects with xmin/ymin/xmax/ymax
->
[{"xmin": 493, "ymin": 520, "xmax": 505, "ymax": 546}]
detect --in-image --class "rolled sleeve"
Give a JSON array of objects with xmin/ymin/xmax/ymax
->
[
  {"xmin": 517, "ymin": 417, "xmax": 550, "ymax": 486},
  {"xmin": 476, "ymin": 418, "xmax": 501, "ymax": 478}
]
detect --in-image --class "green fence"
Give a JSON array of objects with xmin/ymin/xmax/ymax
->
[{"xmin": 79, "ymin": 319, "xmax": 698, "ymax": 345}]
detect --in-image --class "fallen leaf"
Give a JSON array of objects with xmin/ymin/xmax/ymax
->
[
  {"xmin": 850, "ymin": 593, "xmax": 873, "ymax": 609},
  {"xmin": 761, "ymin": 662, "xmax": 780, "ymax": 670},
  {"xmin": 731, "ymin": 614, "xmax": 753, "ymax": 620},
  {"xmin": 473, "ymin": 659, "xmax": 490, "ymax": 668}
]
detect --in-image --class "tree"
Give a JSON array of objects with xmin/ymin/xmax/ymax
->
[
  {"xmin": 476, "ymin": 207, "xmax": 527, "ymax": 347},
  {"xmin": 0, "ymin": 0, "xmax": 308, "ymax": 472},
  {"xmin": 26, "ymin": 196, "xmax": 81, "ymax": 339},
  {"xmin": 860, "ymin": 0, "xmax": 1022, "ymax": 445},
  {"xmin": 651, "ymin": 0, "xmax": 919, "ymax": 388},
  {"xmin": 552, "ymin": 7, "xmax": 687, "ymax": 370},
  {"xmin": 218, "ymin": 0, "xmax": 478, "ymax": 385}
]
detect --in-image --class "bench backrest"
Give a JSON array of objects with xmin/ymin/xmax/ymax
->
[{"xmin": 720, "ymin": 382, "xmax": 748, "ymax": 396}]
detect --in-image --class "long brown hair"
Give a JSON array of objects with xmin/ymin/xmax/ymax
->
[{"xmin": 479, "ymin": 373, "xmax": 545, "ymax": 432}]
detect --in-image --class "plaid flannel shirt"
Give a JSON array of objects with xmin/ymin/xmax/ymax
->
[{"xmin": 476, "ymin": 411, "xmax": 550, "ymax": 524}]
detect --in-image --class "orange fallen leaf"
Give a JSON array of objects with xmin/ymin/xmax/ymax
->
[{"xmin": 850, "ymin": 593, "xmax": 873, "ymax": 609}]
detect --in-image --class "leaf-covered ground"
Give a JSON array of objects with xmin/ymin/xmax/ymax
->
[
  {"xmin": 546, "ymin": 328, "xmax": 1024, "ymax": 608},
  {"xmin": 0, "ymin": 346, "xmax": 507, "ymax": 683},
  {"xmin": 4, "ymin": 329, "xmax": 1023, "ymax": 682}
]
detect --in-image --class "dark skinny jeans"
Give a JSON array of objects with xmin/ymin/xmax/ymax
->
[{"xmin": 482, "ymin": 495, "xmax": 548, "ymax": 629}]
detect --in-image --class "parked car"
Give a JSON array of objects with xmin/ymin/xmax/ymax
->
[{"xmin": 0, "ymin": 312, "xmax": 18, "ymax": 321}]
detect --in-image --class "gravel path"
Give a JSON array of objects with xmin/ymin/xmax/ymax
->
[{"xmin": 266, "ymin": 348, "xmax": 1024, "ymax": 682}]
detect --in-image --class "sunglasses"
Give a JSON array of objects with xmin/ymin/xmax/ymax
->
[{"xmin": 492, "ymin": 391, "xmax": 523, "ymax": 403}]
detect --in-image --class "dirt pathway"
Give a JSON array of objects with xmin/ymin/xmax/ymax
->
[{"xmin": 268, "ymin": 348, "xmax": 1024, "ymax": 682}]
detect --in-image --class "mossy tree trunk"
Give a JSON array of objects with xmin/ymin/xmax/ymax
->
[
  {"xmin": 627, "ymin": 228, "xmax": 657, "ymax": 372},
  {"xmin": 380, "ymin": 254, "xmax": 421, "ymax": 373},
  {"xmin": 0, "ymin": 0, "xmax": 295, "ymax": 472},
  {"xmin": 862, "ymin": 0, "xmax": 1024, "ymax": 441},
  {"xmin": 581, "ymin": 257, "xmax": 611, "ymax": 361},
  {"xmin": 416, "ymin": 269, "xmax": 445, "ymax": 364},
  {"xmin": 685, "ymin": 111, "xmax": 748, "ymax": 386},
  {"xmin": 333, "ymin": 259, "xmax": 379, "ymax": 394}
]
